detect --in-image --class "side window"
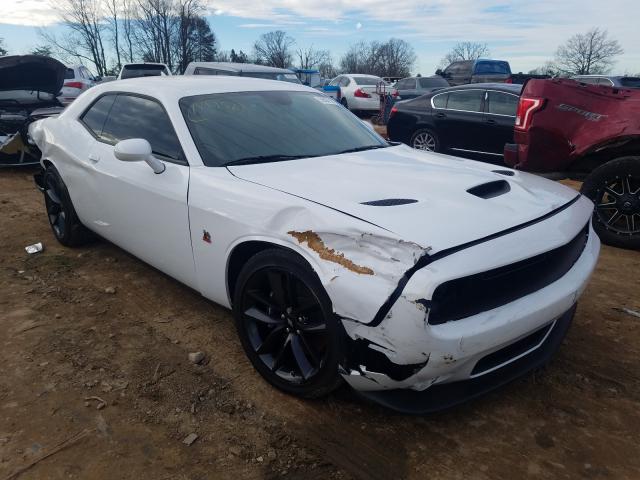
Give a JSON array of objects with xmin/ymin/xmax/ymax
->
[
  {"xmin": 446, "ymin": 90, "xmax": 484, "ymax": 112},
  {"xmin": 194, "ymin": 67, "xmax": 212, "ymax": 75},
  {"xmin": 340, "ymin": 77, "xmax": 351, "ymax": 87},
  {"xmin": 598, "ymin": 77, "xmax": 614, "ymax": 86},
  {"xmin": 486, "ymin": 91, "xmax": 518, "ymax": 116},
  {"xmin": 396, "ymin": 79, "xmax": 407, "ymax": 89},
  {"xmin": 329, "ymin": 76, "xmax": 341, "ymax": 86},
  {"xmin": 405, "ymin": 78, "xmax": 416, "ymax": 89},
  {"xmin": 81, "ymin": 95, "xmax": 117, "ymax": 137},
  {"xmin": 432, "ymin": 93, "xmax": 448, "ymax": 109},
  {"xmin": 100, "ymin": 95, "xmax": 184, "ymax": 163}
]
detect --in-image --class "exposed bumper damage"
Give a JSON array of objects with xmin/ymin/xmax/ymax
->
[{"xmin": 289, "ymin": 196, "xmax": 599, "ymax": 411}]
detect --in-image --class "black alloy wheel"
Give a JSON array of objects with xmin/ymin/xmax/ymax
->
[
  {"xmin": 233, "ymin": 249, "xmax": 343, "ymax": 397},
  {"xmin": 581, "ymin": 156, "xmax": 640, "ymax": 250}
]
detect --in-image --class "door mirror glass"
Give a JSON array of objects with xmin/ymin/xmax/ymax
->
[{"xmin": 114, "ymin": 138, "xmax": 165, "ymax": 174}]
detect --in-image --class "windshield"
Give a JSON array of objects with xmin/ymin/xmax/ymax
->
[
  {"xmin": 121, "ymin": 64, "xmax": 169, "ymax": 79},
  {"xmin": 620, "ymin": 77, "xmax": 640, "ymax": 88},
  {"xmin": 474, "ymin": 61, "xmax": 511, "ymax": 75},
  {"xmin": 241, "ymin": 72, "xmax": 301, "ymax": 84},
  {"xmin": 353, "ymin": 76, "xmax": 384, "ymax": 86},
  {"xmin": 180, "ymin": 91, "xmax": 387, "ymax": 167}
]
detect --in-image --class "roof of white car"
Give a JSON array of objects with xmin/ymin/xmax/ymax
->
[{"xmin": 90, "ymin": 75, "xmax": 312, "ymax": 100}]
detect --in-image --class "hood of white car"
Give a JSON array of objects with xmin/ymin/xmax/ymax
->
[{"xmin": 228, "ymin": 145, "xmax": 579, "ymax": 253}]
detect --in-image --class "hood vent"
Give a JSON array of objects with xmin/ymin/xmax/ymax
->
[
  {"xmin": 467, "ymin": 180, "xmax": 511, "ymax": 199},
  {"xmin": 361, "ymin": 198, "xmax": 418, "ymax": 206},
  {"xmin": 492, "ymin": 169, "xmax": 515, "ymax": 176}
]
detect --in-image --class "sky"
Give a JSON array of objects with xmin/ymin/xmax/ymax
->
[{"xmin": 0, "ymin": 0, "xmax": 638, "ymax": 75}]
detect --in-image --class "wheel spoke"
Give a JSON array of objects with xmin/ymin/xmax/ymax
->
[
  {"xmin": 623, "ymin": 176, "xmax": 631, "ymax": 195},
  {"xmin": 597, "ymin": 200, "xmax": 617, "ymax": 208},
  {"xmin": 45, "ymin": 186, "xmax": 61, "ymax": 205},
  {"xmin": 244, "ymin": 306, "xmax": 284, "ymax": 325},
  {"xmin": 271, "ymin": 334, "xmax": 291, "ymax": 372},
  {"xmin": 299, "ymin": 321, "xmax": 327, "ymax": 333},
  {"xmin": 247, "ymin": 289, "xmax": 277, "ymax": 310},
  {"xmin": 604, "ymin": 185, "xmax": 622, "ymax": 197},
  {"xmin": 607, "ymin": 210, "xmax": 621, "ymax": 226},
  {"xmin": 291, "ymin": 334, "xmax": 315, "ymax": 379},
  {"xmin": 267, "ymin": 271, "xmax": 288, "ymax": 307},
  {"xmin": 256, "ymin": 326, "xmax": 287, "ymax": 355}
]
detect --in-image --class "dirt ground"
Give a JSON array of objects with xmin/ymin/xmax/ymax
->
[{"xmin": 1, "ymin": 168, "xmax": 639, "ymax": 480}]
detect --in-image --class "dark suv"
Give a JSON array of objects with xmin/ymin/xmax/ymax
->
[
  {"xmin": 393, "ymin": 75, "xmax": 450, "ymax": 100},
  {"xmin": 436, "ymin": 59, "xmax": 512, "ymax": 86}
]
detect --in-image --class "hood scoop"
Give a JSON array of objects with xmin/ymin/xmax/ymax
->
[
  {"xmin": 361, "ymin": 198, "xmax": 418, "ymax": 206},
  {"xmin": 492, "ymin": 169, "xmax": 515, "ymax": 176},
  {"xmin": 467, "ymin": 180, "xmax": 511, "ymax": 199}
]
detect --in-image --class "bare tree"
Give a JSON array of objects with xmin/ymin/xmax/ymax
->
[
  {"xmin": 297, "ymin": 45, "xmax": 331, "ymax": 70},
  {"xmin": 555, "ymin": 28, "xmax": 623, "ymax": 75},
  {"xmin": 253, "ymin": 31, "xmax": 295, "ymax": 68},
  {"xmin": 339, "ymin": 39, "xmax": 415, "ymax": 77},
  {"xmin": 40, "ymin": 0, "xmax": 109, "ymax": 75},
  {"xmin": 440, "ymin": 41, "xmax": 489, "ymax": 67},
  {"xmin": 121, "ymin": 0, "xmax": 137, "ymax": 62},
  {"xmin": 105, "ymin": 0, "xmax": 122, "ymax": 70},
  {"xmin": 0, "ymin": 38, "xmax": 8, "ymax": 56},
  {"xmin": 135, "ymin": 0, "xmax": 178, "ymax": 70},
  {"xmin": 528, "ymin": 61, "xmax": 559, "ymax": 76}
]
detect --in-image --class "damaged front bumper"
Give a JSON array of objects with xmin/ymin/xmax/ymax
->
[{"xmin": 336, "ymin": 198, "xmax": 599, "ymax": 412}]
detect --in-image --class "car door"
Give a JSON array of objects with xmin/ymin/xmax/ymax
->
[
  {"xmin": 434, "ymin": 89, "xmax": 486, "ymax": 152},
  {"xmin": 80, "ymin": 93, "xmax": 196, "ymax": 287},
  {"xmin": 482, "ymin": 90, "xmax": 519, "ymax": 158}
]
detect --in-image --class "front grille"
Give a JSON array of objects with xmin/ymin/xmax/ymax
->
[{"xmin": 428, "ymin": 223, "xmax": 589, "ymax": 325}]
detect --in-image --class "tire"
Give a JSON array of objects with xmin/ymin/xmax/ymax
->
[
  {"xmin": 232, "ymin": 249, "xmax": 344, "ymax": 398},
  {"xmin": 42, "ymin": 165, "xmax": 93, "ymax": 247},
  {"xmin": 410, "ymin": 128, "xmax": 440, "ymax": 152},
  {"xmin": 580, "ymin": 156, "xmax": 640, "ymax": 250},
  {"xmin": 340, "ymin": 97, "xmax": 349, "ymax": 110}
]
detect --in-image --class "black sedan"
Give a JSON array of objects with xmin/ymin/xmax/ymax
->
[{"xmin": 387, "ymin": 83, "xmax": 522, "ymax": 163}]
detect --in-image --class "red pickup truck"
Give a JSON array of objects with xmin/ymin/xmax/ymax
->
[{"xmin": 505, "ymin": 78, "xmax": 640, "ymax": 249}]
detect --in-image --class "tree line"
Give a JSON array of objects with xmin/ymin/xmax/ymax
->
[{"xmin": 0, "ymin": 12, "xmax": 633, "ymax": 79}]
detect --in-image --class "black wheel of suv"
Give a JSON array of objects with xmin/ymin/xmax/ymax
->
[
  {"xmin": 581, "ymin": 156, "xmax": 640, "ymax": 250},
  {"xmin": 410, "ymin": 128, "xmax": 440, "ymax": 152},
  {"xmin": 43, "ymin": 165, "xmax": 93, "ymax": 247},
  {"xmin": 233, "ymin": 249, "xmax": 344, "ymax": 398}
]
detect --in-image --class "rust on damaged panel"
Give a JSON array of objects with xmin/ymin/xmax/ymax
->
[{"xmin": 288, "ymin": 230, "xmax": 374, "ymax": 275}]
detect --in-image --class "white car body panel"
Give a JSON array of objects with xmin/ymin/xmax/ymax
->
[
  {"xmin": 57, "ymin": 65, "xmax": 95, "ymax": 106},
  {"xmin": 29, "ymin": 76, "xmax": 600, "ymax": 401}
]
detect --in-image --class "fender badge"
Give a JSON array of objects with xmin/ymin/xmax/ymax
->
[{"xmin": 202, "ymin": 230, "xmax": 212, "ymax": 244}]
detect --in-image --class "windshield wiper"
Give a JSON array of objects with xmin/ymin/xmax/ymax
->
[
  {"xmin": 334, "ymin": 144, "xmax": 390, "ymax": 155},
  {"xmin": 223, "ymin": 154, "xmax": 313, "ymax": 167}
]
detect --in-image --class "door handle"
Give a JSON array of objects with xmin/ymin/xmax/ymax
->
[
  {"xmin": 88, "ymin": 153, "xmax": 100, "ymax": 163},
  {"xmin": 434, "ymin": 112, "xmax": 446, "ymax": 118},
  {"xmin": 486, "ymin": 119, "xmax": 497, "ymax": 125}
]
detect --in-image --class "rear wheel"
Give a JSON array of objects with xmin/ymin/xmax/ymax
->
[
  {"xmin": 581, "ymin": 156, "xmax": 640, "ymax": 250},
  {"xmin": 43, "ymin": 165, "xmax": 93, "ymax": 247},
  {"xmin": 340, "ymin": 97, "xmax": 349, "ymax": 110},
  {"xmin": 410, "ymin": 128, "xmax": 440, "ymax": 152},
  {"xmin": 232, "ymin": 249, "xmax": 344, "ymax": 398}
]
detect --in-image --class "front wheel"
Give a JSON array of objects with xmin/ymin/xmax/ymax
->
[
  {"xmin": 410, "ymin": 128, "xmax": 440, "ymax": 152},
  {"xmin": 232, "ymin": 249, "xmax": 344, "ymax": 398},
  {"xmin": 42, "ymin": 165, "xmax": 93, "ymax": 247},
  {"xmin": 580, "ymin": 156, "xmax": 640, "ymax": 250}
]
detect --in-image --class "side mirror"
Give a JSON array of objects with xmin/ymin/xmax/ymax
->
[
  {"xmin": 114, "ymin": 138, "xmax": 165, "ymax": 174},
  {"xmin": 435, "ymin": 69, "xmax": 443, "ymax": 76}
]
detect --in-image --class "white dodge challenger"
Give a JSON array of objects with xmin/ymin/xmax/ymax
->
[{"xmin": 29, "ymin": 76, "xmax": 600, "ymax": 413}]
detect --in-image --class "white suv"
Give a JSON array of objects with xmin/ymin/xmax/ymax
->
[
  {"xmin": 57, "ymin": 65, "xmax": 96, "ymax": 106},
  {"xmin": 329, "ymin": 74, "xmax": 386, "ymax": 113}
]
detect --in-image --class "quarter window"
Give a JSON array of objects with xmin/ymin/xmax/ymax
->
[
  {"xmin": 446, "ymin": 90, "xmax": 484, "ymax": 112},
  {"xmin": 81, "ymin": 95, "xmax": 117, "ymax": 137},
  {"xmin": 486, "ymin": 91, "xmax": 518, "ymax": 116},
  {"xmin": 432, "ymin": 93, "xmax": 448, "ymax": 108},
  {"xmin": 99, "ymin": 95, "xmax": 183, "ymax": 162}
]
